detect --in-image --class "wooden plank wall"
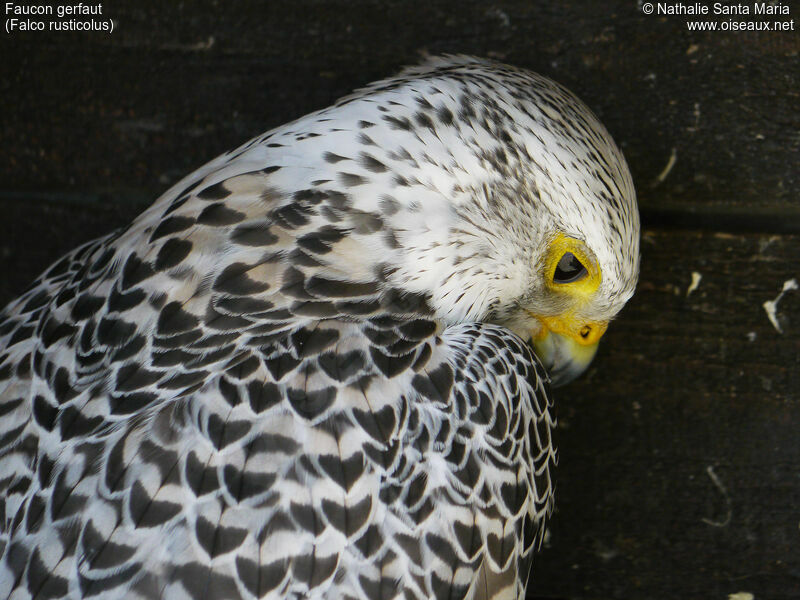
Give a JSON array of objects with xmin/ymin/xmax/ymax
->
[{"xmin": 1, "ymin": 1, "xmax": 798, "ymax": 598}]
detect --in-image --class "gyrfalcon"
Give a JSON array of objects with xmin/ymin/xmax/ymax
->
[{"xmin": 0, "ymin": 56, "xmax": 639, "ymax": 599}]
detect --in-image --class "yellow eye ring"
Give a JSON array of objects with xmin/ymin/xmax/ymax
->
[{"xmin": 544, "ymin": 233, "xmax": 602, "ymax": 298}]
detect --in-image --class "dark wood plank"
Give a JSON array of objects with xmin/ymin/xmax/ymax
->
[
  {"xmin": 0, "ymin": 195, "xmax": 137, "ymax": 304},
  {"xmin": 1, "ymin": 0, "xmax": 797, "ymax": 223},
  {"xmin": 532, "ymin": 229, "xmax": 800, "ymax": 600},
  {"xmin": 1, "ymin": 197, "xmax": 798, "ymax": 599}
]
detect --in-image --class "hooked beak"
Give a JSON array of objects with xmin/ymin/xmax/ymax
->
[{"xmin": 529, "ymin": 314, "xmax": 608, "ymax": 387}]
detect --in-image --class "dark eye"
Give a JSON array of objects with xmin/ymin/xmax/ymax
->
[{"xmin": 553, "ymin": 252, "xmax": 588, "ymax": 284}]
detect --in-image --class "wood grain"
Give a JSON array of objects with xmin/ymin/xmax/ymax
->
[
  {"xmin": 533, "ymin": 229, "xmax": 800, "ymax": 600},
  {"xmin": 1, "ymin": 1, "xmax": 798, "ymax": 221}
]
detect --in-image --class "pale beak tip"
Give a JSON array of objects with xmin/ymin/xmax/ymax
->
[{"xmin": 532, "ymin": 332, "xmax": 599, "ymax": 388}]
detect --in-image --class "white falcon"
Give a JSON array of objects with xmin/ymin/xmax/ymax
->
[{"xmin": 0, "ymin": 56, "xmax": 639, "ymax": 599}]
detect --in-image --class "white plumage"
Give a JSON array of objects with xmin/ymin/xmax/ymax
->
[{"xmin": 0, "ymin": 56, "xmax": 638, "ymax": 599}]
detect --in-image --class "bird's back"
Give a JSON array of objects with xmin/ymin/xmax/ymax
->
[
  {"xmin": 0, "ymin": 163, "xmax": 555, "ymax": 599},
  {"xmin": 0, "ymin": 255, "xmax": 553, "ymax": 599},
  {"xmin": 0, "ymin": 55, "xmax": 642, "ymax": 599}
]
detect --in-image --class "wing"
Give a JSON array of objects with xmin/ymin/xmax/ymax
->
[
  {"xmin": 0, "ymin": 126, "xmax": 554, "ymax": 600},
  {"xmin": 369, "ymin": 322, "xmax": 556, "ymax": 600},
  {"xmin": 1, "ymin": 284, "xmax": 554, "ymax": 600}
]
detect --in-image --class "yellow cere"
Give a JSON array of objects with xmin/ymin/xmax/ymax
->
[{"xmin": 533, "ymin": 314, "xmax": 608, "ymax": 346}]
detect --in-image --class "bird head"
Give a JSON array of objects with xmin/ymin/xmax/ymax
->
[
  {"xmin": 342, "ymin": 57, "xmax": 641, "ymax": 387},
  {"xmin": 189, "ymin": 56, "xmax": 640, "ymax": 388}
]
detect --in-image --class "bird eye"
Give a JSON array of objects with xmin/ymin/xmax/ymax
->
[{"xmin": 553, "ymin": 252, "xmax": 588, "ymax": 284}]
